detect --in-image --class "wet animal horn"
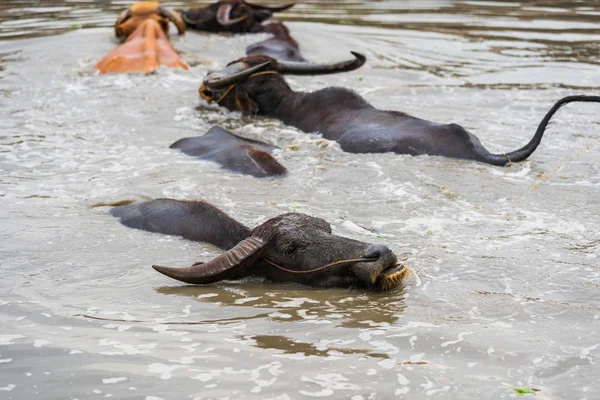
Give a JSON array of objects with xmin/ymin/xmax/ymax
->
[
  {"xmin": 153, "ymin": 237, "xmax": 265, "ymax": 284},
  {"xmin": 181, "ymin": 9, "xmax": 202, "ymax": 25},
  {"xmin": 247, "ymin": 2, "xmax": 295, "ymax": 12},
  {"xmin": 277, "ymin": 51, "xmax": 366, "ymax": 75},
  {"xmin": 159, "ymin": 6, "xmax": 186, "ymax": 34},
  {"xmin": 216, "ymin": 4, "xmax": 248, "ymax": 26},
  {"xmin": 203, "ymin": 61, "xmax": 272, "ymax": 90},
  {"xmin": 114, "ymin": 8, "xmax": 131, "ymax": 38}
]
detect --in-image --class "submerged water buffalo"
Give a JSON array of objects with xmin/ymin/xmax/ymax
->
[
  {"xmin": 246, "ymin": 22, "xmax": 305, "ymax": 61},
  {"xmin": 181, "ymin": 0, "xmax": 294, "ymax": 33},
  {"xmin": 95, "ymin": 2, "xmax": 187, "ymax": 74},
  {"xmin": 200, "ymin": 55, "xmax": 600, "ymax": 166},
  {"xmin": 171, "ymin": 126, "xmax": 287, "ymax": 177},
  {"xmin": 198, "ymin": 52, "xmax": 365, "ymax": 107},
  {"xmin": 110, "ymin": 198, "xmax": 407, "ymax": 291}
]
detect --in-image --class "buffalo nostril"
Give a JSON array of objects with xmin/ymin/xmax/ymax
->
[{"xmin": 364, "ymin": 244, "xmax": 390, "ymax": 260}]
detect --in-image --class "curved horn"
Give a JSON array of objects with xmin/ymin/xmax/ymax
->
[
  {"xmin": 217, "ymin": 4, "xmax": 248, "ymax": 26},
  {"xmin": 159, "ymin": 6, "xmax": 186, "ymax": 34},
  {"xmin": 247, "ymin": 2, "xmax": 295, "ymax": 12},
  {"xmin": 181, "ymin": 9, "xmax": 202, "ymax": 25},
  {"xmin": 115, "ymin": 8, "xmax": 131, "ymax": 26},
  {"xmin": 114, "ymin": 8, "xmax": 131, "ymax": 38},
  {"xmin": 278, "ymin": 51, "xmax": 366, "ymax": 75},
  {"xmin": 203, "ymin": 61, "xmax": 272, "ymax": 90},
  {"xmin": 153, "ymin": 237, "xmax": 265, "ymax": 284}
]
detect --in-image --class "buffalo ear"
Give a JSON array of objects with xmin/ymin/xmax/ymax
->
[
  {"xmin": 114, "ymin": 8, "xmax": 131, "ymax": 38},
  {"xmin": 153, "ymin": 236, "xmax": 266, "ymax": 284},
  {"xmin": 235, "ymin": 91, "xmax": 259, "ymax": 114},
  {"xmin": 181, "ymin": 8, "xmax": 204, "ymax": 26}
]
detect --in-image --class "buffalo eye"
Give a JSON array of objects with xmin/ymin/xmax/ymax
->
[{"xmin": 282, "ymin": 244, "xmax": 297, "ymax": 255}]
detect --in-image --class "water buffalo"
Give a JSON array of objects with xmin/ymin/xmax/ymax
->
[
  {"xmin": 198, "ymin": 52, "xmax": 365, "ymax": 109},
  {"xmin": 246, "ymin": 22, "xmax": 305, "ymax": 61},
  {"xmin": 110, "ymin": 198, "xmax": 407, "ymax": 291},
  {"xmin": 199, "ymin": 55, "xmax": 600, "ymax": 166},
  {"xmin": 181, "ymin": 0, "xmax": 294, "ymax": 33},
  {"xmin": 94, "ymin": 2, "xmax": 187, "ymax": 74},
  {"xmin": 170, "ymin": 126, "xmax": 287, "ymax": 177}
]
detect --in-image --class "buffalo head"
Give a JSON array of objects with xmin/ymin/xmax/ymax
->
[
  {"xmin": 111, "ymin": 198, "xmax": 407, "ymax": 291},
  {"xmin": 153, "ymin": 212, "xmax": 406, "ymax": 291},
  {"xmin": 182, "ymin": 0, "xmax": 295, "ymax": 33},
  {"xmin": 114, "ymin": 1, "xmax": 185, "ymax": 39},
  {"xmin": 95, "ymin": 2, "xmax": 188, "ymax": 74},
  {"xmin": 199, "ymin": 52, "xmax": 366, "ymax": 114}
]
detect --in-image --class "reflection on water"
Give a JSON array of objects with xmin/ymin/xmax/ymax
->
[
  {"xmin": 156, "ymin": 283, "xmax": 407, "ymax": 328},
  {"xmin": 1, "ymin": 0, "xmax": 600, "ymax": 399},
  {"xmin": 252, "ymin": 334, "xmax": 390, "ymax": 359}
]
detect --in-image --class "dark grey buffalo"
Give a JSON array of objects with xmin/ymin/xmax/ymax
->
[
  {"xmin": 181, "ymin": 0, "xmax": 294, "ymax": 33},
  {"xmin": 111, "ymin": 199, "xmax": 406, "ymax": 291},
  {"xmin": 171, "ymin": 126, "xmax": 287, "ymax": 178},
  {"xmin": 199, "ymin": 54, "xmax": 600, "ymax": 166},
  {"xmin": 246, "ymin": 22, "xmax": 305, "ymax": 62}
]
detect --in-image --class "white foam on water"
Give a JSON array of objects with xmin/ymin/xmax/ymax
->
[
  {"xmin": 377, "ymin": 359, "xmax": 397, "ymax": 369},
  {"xmin": 426, "ymin": 385, "xmax": 450, "ymax": 396},
  {"xmin": 301, "ymin": 373, "xmax": 362, "ymax": 393},
  {"xmin": 197, "ymin": 293, "xmax": 219, "ymax": 299},
  {"xmin": 578, "ymin": 343, "xmax": 600, "ymax": 360},
  {"xmin": 269, "ymin": 312, "xmax": 292, "ymax": 319},
  {"xmin": 298, "ymin": 389, "xmax": 334, "ymax": 397},
  {"xmin": 272, "ymin": 297, "xmax": 320, "ymax": 308},
  {"xmin": 440, "ymin": 332, "xmax": 475, "ymax": 347},
  {"xmin": 151, "ymin": 325, "xmax": 190, "ymax": 339},
  {"xmin": 339, "ymin": 220, "xmax": 382, "ymax": 237},
  {"xmin": 0, "ymin": 335, "xmax": 26, "ymax": 345},
  {"xmin": 190, "ymin": 371, "xmax": 218, "ymax": 382},
  {"xmin": 98, "ymin": 339, "xmax": 156, "ymax": 356},
  {"xmin": 147, "ymin": 363, "xmax": 185, "ymax": 380},
  {"xmin": 234, "ymin": 297, "xmax": 261, "ymax": 305},
  {"xmin": 397, "ymin": 373, "xmax": 410, "ymax": 385},
  {"xmin": 301, "ymin": 320, "xmax": 333, "ymax": 325},
  {"xmin": 368, "ymin": 340, "xmax": 400, "ymax": 355},
  {"xmin": 102, "ymin": 324, "xmax": 132, "ymax": 332},
  {"xmin": 102, "ymin": 377, "xmax": 127, "ymax": 384}
]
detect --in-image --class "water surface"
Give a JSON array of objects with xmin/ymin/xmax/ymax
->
[{"xmin": 1, "ymin": 1, "xmax": 599, "ymax": 399}]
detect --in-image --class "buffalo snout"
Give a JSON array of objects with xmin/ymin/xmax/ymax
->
[
  {"xmin": 353, "ymin": 244, "xmax": 405, "ymax": 291},
  {"xmin": 364, "ymin": 244, "xmax": 394, "ymax": 261}
]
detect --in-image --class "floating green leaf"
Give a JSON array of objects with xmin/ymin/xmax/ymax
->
[
  {"xmin": 356, "ymin": 77, "xmax": 364, "ymax": 81},
  {"xmin": 514, "ymin": 388, "xmax": 539, "ymax": 396},
  {"xmin": 426, "ymin": 231, "xmax": 433, "ymax": 236},
  {"xmin": 69, "ymin": 23, "xmax": 82, "ymax": 29}
]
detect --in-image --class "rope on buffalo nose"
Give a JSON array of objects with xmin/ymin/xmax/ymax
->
[
  {"xmin": 263, "ymin": 257, "xmax": 378, "ymax": 274},
  {"xmin": 200, "ymin": 70, "xmax": 280, "ymax": 104},
  {"xmin": 199, "ymin": 83, "xmax": 236, "ymax": 104},
  {"xmin": 502, "ymin": 153, "xmax": 513, "ymax": 167}
]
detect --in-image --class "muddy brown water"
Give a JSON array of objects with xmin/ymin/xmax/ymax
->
[{"xmin": 1, "ymin": 1, "xmax": 599, "ymax": 399}]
